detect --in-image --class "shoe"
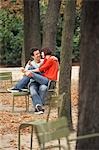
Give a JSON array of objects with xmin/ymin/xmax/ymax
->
[
  {"xmin": 34, "ymin": 104, "xmax": 44, "ymax": 114},
  {"xmin": 7, "ymin": 87, "xmax": 20, "ymax": 92},
  {"xmin": 21, "ymin": 88, "xmax": 29, "ymax": 92}
]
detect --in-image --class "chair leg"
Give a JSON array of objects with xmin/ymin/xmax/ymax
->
[
  {"xmin": 25, "ymin": 96, "xmax": 28, "ymax": 112},
  {"xmin": 67, "ymin": 138, "xmax": 71, "ymax": 150},
  {"xmin": 58, "ymin": 139, "xmax": 61, "ymax": 150},
  {"xmin": 27, "ymin": 95, "xmax": 29, "ymax": 112},
  {"xmin": 46, "ymin": 100, "xmax": 52, "ymax": 122},
  {"xmin": 18, "ymin": 127, "xmax": 21, "ymax": 150},
  {"xmin": 12, "ymin": 95, "xmax": 14, "ymax": 112},
  {"xmin": 30, "ymin": 126, "xmax": 33, "ymax": 150},
  {"xmin": 25, "ymin": 95, "xmax": 29, "ymax": 112},
  {"xmin": 41, "ymin": 143, "xmax": 45, "ymax": 150}
]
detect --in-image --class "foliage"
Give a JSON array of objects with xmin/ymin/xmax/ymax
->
[
  {"xmin": 0, "ymin": 9, "xmax": 23, "ymax": 66},
  {"xmin": 72, "ymin": 9, "xmax": 81, "ymax": 63},
  {"xmin": 40, "ymin": 1, "xmax": 48, "ymax": 42},
  {"xmin": 0, "ymin": 2, "xmax": 81, "ymax": 66},
  {"xmin": 55, "ymin": 9, "xmax": 81, "ymax": 64}
]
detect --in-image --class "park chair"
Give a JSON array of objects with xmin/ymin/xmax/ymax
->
[
  {"xmin": 35, "ymin": 117, "xmax": 99, "ymax": 150},
  {"xmin": 18, "ymin": 92, "xmax": 65, "ymax": 150},
  {"xmin": 46, "ymin": 80, "xmax": 57, "ymax": 103},
  {"xmin": 0, "ymin": 71, "xmax": 29, "ymax": 112},
  {"xmin": 11, "ymin": 90, "xmax": 29, "ymax": 112},
  {"xmin": 0, "ymin": 72, "xmax": 12, "ymax": 93},
  {"xmin": 13, "ymin": 80, "xmax": 56, "ymax": 112}
]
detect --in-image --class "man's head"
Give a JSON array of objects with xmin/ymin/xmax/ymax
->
[
  {"xmin": 41, "ymin": 47, "xmax": 52, "ymax": 58},
  {"xmin": 30, "ymin": 48, "xmax": 41, "ymax": 62}
]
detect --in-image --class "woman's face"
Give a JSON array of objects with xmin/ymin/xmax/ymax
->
[{"xmin": 41, "ymin": 52, "xmax": 45, "ymax": 59}]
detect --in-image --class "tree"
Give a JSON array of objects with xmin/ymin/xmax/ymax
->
[
  {"xmin": 23, "ymin": 0, "xmax": 41, "ymax": 65},
  {"xmin": 76, "ymin": 1, "xmax": 99, "ymax": 149},
  {"xmin": 59, "ymin": 0, "xmax": 76, "ymax": 129},
  {"xmin": 42, "ymin": 0, "xmax": 61, "ymax": 50}
]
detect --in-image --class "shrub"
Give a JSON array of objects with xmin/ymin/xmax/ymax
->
[{"xmin": 0, "ymin": 9, "xmax": 23, "ymax": 66}]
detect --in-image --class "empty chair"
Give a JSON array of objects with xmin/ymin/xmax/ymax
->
[
  {"xmin": 35, "ymin": 117, "xmax": 99, "ymax": 150},
  {"xmin": 11, "ymin": 90, "xmax": 29, "ymax": 112},
  {"xmin": 18, "ymin": 93, "xmax": 65, "ymax": 150},
  {"xmin": 0, "ymin": 72, "xmax": 12, "ymax": 93},
  {"xmin": 0, "ymin": 71, "xmax": 29, "ymax": 112},
  {"xmin": 35, "ymin": 117, "xmax": 69, "ymax": 150}
]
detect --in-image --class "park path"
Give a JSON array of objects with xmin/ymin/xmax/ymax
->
[{"xmin": 0, "ymin": 66, "xmax": 79, "ymax": 150}]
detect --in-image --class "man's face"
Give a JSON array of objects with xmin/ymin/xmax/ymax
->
[{"xmin": 32, "ymin": 50, "xmax": 41, "ymax": 62}]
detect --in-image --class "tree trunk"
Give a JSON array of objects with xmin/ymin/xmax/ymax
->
[
  {"xmin": 22, "ymin": 0, "xmax": 41, "ymax": 65},
  {"xmin": 59, "ymin": 0, "xmax": 76, "ymax": 129},
  {"xmin": 76, "ymin": 1, "xmax": 99, "ymax": 149},
  {"xmin": 42, "ymin": 0, "xmax": 61, "ymax": 51}
]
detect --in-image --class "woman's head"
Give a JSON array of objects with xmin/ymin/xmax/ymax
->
[{"xmin": 41, "ymin": 47, "xmax": 52, "ymax": 57}]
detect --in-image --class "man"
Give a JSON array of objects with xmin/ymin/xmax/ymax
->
[
  {"xmin": 7, "ymin": 48, "xmax": 43, "ymax": 92},
  {"xmin": 8, "ymin": 48, "xmax": 47, "ymax": 114},
  {"xmin": 25, "ymin": 48, "xmax": 59, "ymax": 113}
]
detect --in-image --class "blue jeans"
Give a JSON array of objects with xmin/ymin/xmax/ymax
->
[
  {"xmin": 29, "ymin": 82, "xmax": 48, "ymax": 106},
  {"xmin": 14, "ymin": 67, "xmax": 43, "ymax": 90},
  {"xmin": 31, "ymin": 72, "xmax": 49, "ymax": 85},
  {"xmin": 14, "ymin": 76, "xmax": 30, "ymax": 90},
  {"xmin": 14, "ymin": 73, "xmax": 49, "ymax": 90}
]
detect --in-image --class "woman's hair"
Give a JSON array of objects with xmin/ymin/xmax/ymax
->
[{"xmin": 41, "ymin": 47, "xmax": 52, "ymax": 56}]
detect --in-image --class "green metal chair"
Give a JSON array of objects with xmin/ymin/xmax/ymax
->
[
  {"xmin": 0, "ymin": 71, "xmax": 29, "ymax": 112},
  {"xmin": 11, "ymin": 90, "xmax": 29, "ymax": 112},
  {"xmin": 35, "ymin": 117, "xmax": 99, "ymax": 150},
  {"xmin": 35, "ymin": 117, "xmax": 69, "ymax": 150},
  {"xmin": 0, "ymin": 72, "xmax": 12, "ymax": 93},
  {"xmin": 18, "ymin": 92, "xmax": 65, "ymax": 150}
]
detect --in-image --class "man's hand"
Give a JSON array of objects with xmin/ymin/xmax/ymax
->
[
  {"xmin": 20, "ymin": 67, "xmax": 25, "ymax": 73},
  {"xmin": 24, "ymin": 70, "xmax": 33, "ymax": 77}
]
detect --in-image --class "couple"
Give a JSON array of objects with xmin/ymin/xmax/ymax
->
[{"xmin": 8, "ymin": 48, "xmax": 59, "ymax": 114}]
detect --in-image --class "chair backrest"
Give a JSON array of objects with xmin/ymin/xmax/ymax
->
[
  {"xmin": 58, "ymin": 92, "xmax": 65, "ymax": 117},
  {"xmin": 35, "ymin": 117, "xmax": 70, "ymax": 148},
  {"xmin": 46, "ymin": 92, "xmax": 65, "ymax": 121},
  {"xmin": 47, "ymin": 80, "xmax": 56, "ymax": 90},
  {"xmin": 0, "ymin": 72, "xmax": 12, "ymax": 81},
  {"xmin": 0, "ymin": 72, "xmax": 12, "ymax": 91}
]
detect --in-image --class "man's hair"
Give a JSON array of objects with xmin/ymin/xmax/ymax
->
[
  {"xmin": 30, "ymin": 48, "xmax": 40, "ymax": 56},
  {"xmin": 41, "ymin": 47, "xmax": 52, "ymax": 56}
]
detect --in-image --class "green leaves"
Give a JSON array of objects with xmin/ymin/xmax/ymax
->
[{"xmin": 0, "ymin": 9, "xmax": 23, "ymax": 66}]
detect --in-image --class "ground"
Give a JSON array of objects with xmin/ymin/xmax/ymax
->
[{"xmin": 0, "ymin": 68, "xmax": 79, "ymax": 150}]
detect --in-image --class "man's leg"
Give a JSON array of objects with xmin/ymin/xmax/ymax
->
[
  {"xmin": 28, "ymin": 72, "xmax": 49, "ymax": 85},
  {"xmin": 13, "ymin": 66, "xmax": 41, "ymax": 90},
  {"xmin": 29, "ymin": 82, "xmax": 44, "ymax": 114},
  {"xmin": 29, "ymin": 82, "xmax": 43, "ymax": 106},
  {"xmin": 8, "ymin": 76, "xmax": 30, "ymax": 92},
  {"xmin": 15, "ymin": 76, "xmax": 30, "ymax": 90},
  {"xmin": 39, "ymin": 85, "xmax": 48, "ymax": 105}
]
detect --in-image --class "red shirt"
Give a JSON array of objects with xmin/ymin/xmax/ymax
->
[{"xmin": 39, "ymin": 57, "xmax": 59, "ymax": 81}]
